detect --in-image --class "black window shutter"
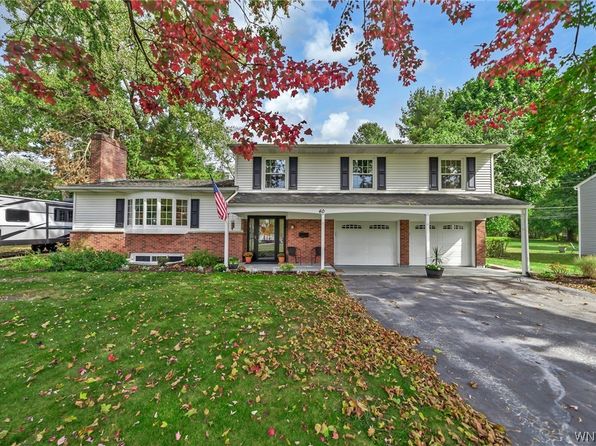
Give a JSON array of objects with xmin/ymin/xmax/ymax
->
[
  {"xmin": 377, "ymin": 157, "xmax": 386, "ymax": 190},
  {"xmin": 190, "ymin": 199, "xmax": 200, "ymax": 228},
  {"xmin": 429, "ymin": 157, "xmax": 439, "ymax": 191},
  {"xmin": 252, "ymin": 156, "xmax": 262, "ymax": 190},
  {"xmin": 115, "ymin": 199, "xmax": 125, "ymax": 228},
  {"xmin": 466, "ymin": 157, "xmax": 476, "ymax": 190},
  {"xmin": 289, "ymin": 157, "xmax": 298, "ymax": 190},
  {"xmin": 340, "ymin": 157, "xmax": 350, "ymax": 190}
]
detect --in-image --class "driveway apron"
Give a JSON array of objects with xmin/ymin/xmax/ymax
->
[{"xmin": 340, "ymin": 273, "xmax": 596, "ymax": 446}]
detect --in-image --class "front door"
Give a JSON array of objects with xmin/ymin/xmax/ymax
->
[{"xmin": 248, "ymin": 217, "xmax": 286, "ymax": 262}]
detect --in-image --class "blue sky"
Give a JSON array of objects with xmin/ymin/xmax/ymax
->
[{"xmin": 1, "ymin": 2, "xmax": 593, "ymax": 143}]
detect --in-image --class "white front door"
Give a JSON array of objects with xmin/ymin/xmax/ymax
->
[
  {"xmin": 336, "ymin": 221, "xmax": 397, "ymax": 266},
  {"xmin": 409, "ymin": 222, "xmax": 471, "ymax": 266}
]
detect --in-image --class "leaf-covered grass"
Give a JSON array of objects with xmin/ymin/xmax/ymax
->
[
  {"xmin": 487, "ymin": 238, "xmax": 580, "ymax": 274},
  {"xmin": 0, "ymin": 271, "xmax": 506, "ymax": 445}
]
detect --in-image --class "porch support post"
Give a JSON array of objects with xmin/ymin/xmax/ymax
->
[
  {"xmin": 320, "ymin": 209, "xmax": 326, "ymax": 270},
  {"xmin": 224, "ymin": 215, "xmax": 229, "ymax": 267},
  {"xmin": 521, "ymin": 208, "xmax": 530, "ymax": 276},
  {"xmin": 425, "ymin": 213, "xmax": 431, "ymax": 264}
]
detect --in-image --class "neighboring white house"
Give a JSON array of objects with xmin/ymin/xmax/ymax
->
[
  {"xmin": 60, "ymin": 133, "xmax": 532, "ymax": 272},
  {"xmin": 575, "ymin": 173, "xmax": 596, "ymax": 256}
]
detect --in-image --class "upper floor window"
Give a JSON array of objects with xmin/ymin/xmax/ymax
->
[
  {"xmin": 265, "ymin": 159, "xmax": 286, "ymax": 188},
  {"xmin": 352, "ymin": 159, "xmax": 373, "ymax": 189},
  {"xmin": 441, "ymin": 159, "xmax": 462, "ymax": 189}
]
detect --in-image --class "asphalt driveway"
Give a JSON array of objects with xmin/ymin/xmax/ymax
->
[{"xmin": 341, "ymin": 271, "xmax": 596, "ymax": 446}]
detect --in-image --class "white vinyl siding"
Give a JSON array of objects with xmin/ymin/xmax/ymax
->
[
  {"xmin": 579, "ymin": 177, "xmax": 596, "ymax": 255},
  {"xmin": 73, "ymin": 193, "xmax": 121, "ymax": 231},
  {"xmin": 73, "ymin": 192, "xmax": 240, "ymax": 233},
  {"xmin": 236, "ymin": 153, "xmax": 494, "ymax": 193}
]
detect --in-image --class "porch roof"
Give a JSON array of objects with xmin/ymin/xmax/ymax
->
[{"xmin": 228, "ymin": 192, "xmax": 528, "ymax": 208}]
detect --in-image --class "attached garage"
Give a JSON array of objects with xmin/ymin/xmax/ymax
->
[
  {"xmin": 335, "ymin": 221, "xmax": 397, "ymax": 265},
  {"xmin": 409, "ymin": 222, "xmax": 472, "ymax": 266}
]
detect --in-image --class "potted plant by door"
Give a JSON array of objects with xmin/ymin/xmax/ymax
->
[
  {"xmin": 425, "ymin": 247, "xmax": 445, "ymax": 278},
  {"xmin": 243, "ymin": 252, "xmax": 253, "ymax": 264},
  {"xmin": 277, "ymin": 252, "xmax": 286, "ymax": 263}
]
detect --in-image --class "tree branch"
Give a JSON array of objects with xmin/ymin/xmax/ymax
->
[{"xmin": 123, "ymin": 0, "xmax": 158, "ymax": 76}]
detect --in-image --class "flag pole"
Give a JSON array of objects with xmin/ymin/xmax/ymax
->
[{"xmin": 224, "ymin": 211, "xmax": 229, "ymax": 268}]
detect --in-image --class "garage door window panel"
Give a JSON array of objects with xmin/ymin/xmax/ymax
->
[
  {"xmin": 352, "ymin": 159, "xmax": 374, "ymax": 189},
  {"xmin": 441, "ymin": 159, "xmax": 462, "ymax": 189}
]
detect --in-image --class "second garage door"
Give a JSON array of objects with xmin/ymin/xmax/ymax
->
[
  {"xmin": 409, "ymin": 222, "xmax": 471, "ymax": 266},
  {"xmin": 335, "ymin": 222, "xmax": 397, "ymax": 266}
]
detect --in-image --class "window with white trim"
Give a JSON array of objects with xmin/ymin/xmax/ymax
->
[
  {"xmin": 160, "ymin": 199, "xmax": 172, "ymax": 225},
  {"xmin": 352, "ymin": 159, "xmax": 374, "ymax": 189},
  {"xmin": 128, "ymin": 198, "xmax": 189, "ymax": 227},
  {"xmin": 127, "ymin": 199, "xmax": 133, "ymax": 225},
  {"xmin": 134, "ymin": 199, "xmax": 144, "ymax": 225},
  {"xmin": 146, "ymin": 198, "xmax": 158, "ymax": 225},
  {"xmin": 176, "ymin": 200, "xmax": 188, "ymax": 226},
  {"xmin": 440, "ymin": 159, "xmax": 462, "ymax": 189},
  {"xmin": 264, "ymin": 159, "xmax": 286, "ymax": 189}
]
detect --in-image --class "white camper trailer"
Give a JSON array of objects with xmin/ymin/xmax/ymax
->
[{"xmin": 0, "ymin": 195, "xmax": 73, "ymax": 251}]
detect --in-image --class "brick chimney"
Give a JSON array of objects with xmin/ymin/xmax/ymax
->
[{"xmin": 89, "ymin": 131, "xmax": 127, "ymax": 183}]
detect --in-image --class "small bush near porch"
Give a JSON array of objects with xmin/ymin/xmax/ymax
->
[
  {"xmin": 487, "ymin": 238, "xmax": 581, "ymax": 275},
  {"xmin": 0, "ymin": 271, "xmax": 506, "ymax": 445}
]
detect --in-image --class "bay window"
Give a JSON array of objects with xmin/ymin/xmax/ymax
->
[{"xmin": 127, "ymin": 198, "xmax": 189, "ymax": 227}]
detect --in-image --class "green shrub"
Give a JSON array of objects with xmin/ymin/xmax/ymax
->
[
  {"xmin": 7, "ymin": 249, "xmax": 127, "ymax": 272},
  {"xmin": 184, "ymin": 249, "xmax": 220, "ymax": 268},
  {"xmin": 213, "ymin": 263, "xmax": 227, "ymax": 272},
  {"xmin": 8, "ymin": 253, "xmax": 53, "ymax": 272},
  {"xmin": 279, "ymin": 263, "xmax": 295, "ymax": 272},
  {"xmin": 575, "ymin": 256, "xmax": 596, "ymax": 279},
  {"xmin": 486, "ymin": 215, "xmax": 516, "ymax": 237},
  {"xmin": 49, "ymin": 248, "xmax": 127, "ymax": 272},
  {"xmin": 486, "ymin": 237, "xmax": 509, "ymax": 258},
  {"xmin": 549, "ymin": 262, "xmax": 569, "ymax": 280}
]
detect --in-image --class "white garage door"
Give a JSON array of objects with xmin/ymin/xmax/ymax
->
[
  {"xmin": 336, "ymin": 222, "xmax": 397, "ymax": 266},
  {"xmin": 409, "ymin": 222, "xmax": 471, "ymax": 266}
]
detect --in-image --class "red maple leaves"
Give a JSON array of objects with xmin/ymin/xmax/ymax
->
[{"xmin": 1, "ymin": 0, "xmax": 574, "ymax": 155}]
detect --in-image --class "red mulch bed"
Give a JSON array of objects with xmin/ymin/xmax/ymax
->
[{"xmin": 534, "ymin": 274, "xmax": 596, "ymax": 294}]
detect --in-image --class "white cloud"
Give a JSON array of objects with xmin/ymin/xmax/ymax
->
[
  {"xmin": 264, "ymin": 91, "xmax": 317, "ymax": 121},
  {"xmin": 319, "ymin": 112, "xmax": 350, "ymax": 142},
  {"xmin": 304, "ymin": 20, "xmax": 356, "ymax": 63}
]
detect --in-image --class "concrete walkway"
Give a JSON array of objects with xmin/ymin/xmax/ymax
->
[{"xmin": 341, "ymin": 272, "xmax": 596, "ymax": 446}]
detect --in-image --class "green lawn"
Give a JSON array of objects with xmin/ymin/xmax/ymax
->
[
  {"xmin": 487, "ymin": 238, "xmax": 580, "ymax": 275},
  {"xmin": 0, "ymin": 271, "xmax": 506, "ymax": 445}
]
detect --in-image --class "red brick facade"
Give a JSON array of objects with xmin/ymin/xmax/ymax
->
[
  {"xmin": 475, "ymin": 220, "xmax": 486, "ymax": 267},
  {"xmin": 70, "ymin": 231, "xmax": 244, "ymax": 259},
  {"xmin": 285, "ymin": 219, "xmax": 334, "ymax": 264},
  {"xmin": 89, "ymin": 132, "xmax": 127, "ymax": 183},
  {"xmin": 399, "ymin": 220, "xmax": 409, "ymax": 265}
]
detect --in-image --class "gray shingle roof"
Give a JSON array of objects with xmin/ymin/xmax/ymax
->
[
  {"xmin": 229, "ymin": 193, "xmax": 528, "ymax": 207},
  {"xmin": 59, "ymin": 179, "xmax": 235, "ymax": 189}
]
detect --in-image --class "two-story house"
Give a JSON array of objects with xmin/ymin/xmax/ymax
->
[{"xmin": 60, "ymin": 132, "xmax": 531, "ymax": 272}]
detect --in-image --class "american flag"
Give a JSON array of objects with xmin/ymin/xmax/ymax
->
[{"xmin": 211, "ymin": 177, "xmax": 228, "ymax": 221}]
